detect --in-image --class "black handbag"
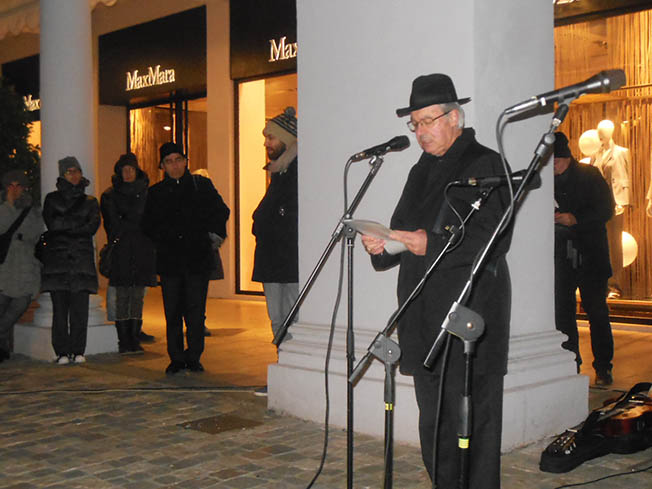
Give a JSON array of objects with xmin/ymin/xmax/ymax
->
[
  {"xmin": 98, "ymin": 236, "xmax": 120, "ymax": 278},
  {"xmin": 34, "ymin": 232, "xmax": 48, "ymax": 263},
  {"xmin": 0, "ymin": 206, "xmax": 31, "ymax": 264}
]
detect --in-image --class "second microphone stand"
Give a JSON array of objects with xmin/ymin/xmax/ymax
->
[{"xmin": 273, "ymin": 154, "xmax": 386, "ymax": 489}]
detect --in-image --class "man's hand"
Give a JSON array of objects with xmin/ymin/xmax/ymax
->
[
  {"xmin": 554, "ymin": 212, "xmax": 577, "ymax": 227},
  {"xmin": 361, "ymin": 234, "xmax": 386, "ymax": 255},
  {"xmin": 389, "ymin": 229, "xmax": 427, "ymax": 256}
]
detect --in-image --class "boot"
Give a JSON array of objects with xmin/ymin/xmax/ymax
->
[
  {"xmin": 115, "ymin": 321, "xmax": 132, "ymax": 355},
  {"xmin": 129, "ymin": 319, "xmax": 144, "ymax": 354},
  {"xmin": 135, "ymin": 319, "xmax": 155, "ymax": 343}
]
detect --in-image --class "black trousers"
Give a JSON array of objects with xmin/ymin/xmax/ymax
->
[
  {"xmin": 413, "ymin": 369, "xmax": 504, "ymax": 489},
  {"xmin": 50, "ymin": 291, "xmax": 89, "ymax": 357},
  {"xmin": 554, "ymin": 259, "xmax": 613, "ymax": 373},
  {"xmin": 160, "ymin": 272, "xmax": 208, "ymax": 364}
]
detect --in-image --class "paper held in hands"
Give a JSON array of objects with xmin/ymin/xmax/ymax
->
[{"xmin": 342, "ymin": 219, "xmax": 408, "ymax": 255}]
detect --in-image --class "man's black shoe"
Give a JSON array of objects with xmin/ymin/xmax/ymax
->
[
  {"xmin": 595, "ymin": 370, "xmax": 613, "ymax": 386},
  {"xmin": 187, "ymin": 361, "xmax": 204, "ymax": 372},
  {"xmin": 139, "ymin": 331, "xmax": 155, "ymax": 343},
  {"xmin": 165, "ymin": 361, "xmax": 185, "ymax": 375}
]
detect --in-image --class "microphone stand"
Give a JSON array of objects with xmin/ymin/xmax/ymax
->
[
  {"xmin": 273, "ymin": 154, "xmax": 386, "ymax": 489},
  {"xmin": 422, "ymin": 103, "xmax": 570, "ymax": 489},
  {"xmin": 349, "ymin": 187, "xmax": 493, "ymax": 489}
]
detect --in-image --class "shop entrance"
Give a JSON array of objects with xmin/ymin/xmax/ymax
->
[{"xmin": 128, "ymin": 97, "xmax": 208, "ymax": 184}]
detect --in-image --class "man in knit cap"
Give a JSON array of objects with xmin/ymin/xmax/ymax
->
[
  {"xmin": 553, "ymin": 131, "xmax": 615, "ymax": 386},
  {"xmin": 252, "ymin": 107, "xmax": 298, "ymax": 395}
]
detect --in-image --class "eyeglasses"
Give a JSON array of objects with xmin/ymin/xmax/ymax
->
[
  {"xmin": 65, "ymin": 168, "xmax": 81, "ymax": 175},
  {"xmin": 407, "ymin": 110, "xmax": 451, "ymax": 132}
]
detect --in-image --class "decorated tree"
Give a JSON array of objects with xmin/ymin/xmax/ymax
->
[{"xmin": 0, "ymin": 78, "xmax": 41, "ymax": 202}]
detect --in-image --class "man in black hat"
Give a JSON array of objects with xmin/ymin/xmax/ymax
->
[
  {"xmin": 142, "ymin": 142, "xmax": 230, "ymax": 374},
  {"xmin": 553, "ymin": 131, "xmax": 614, "ymax": 386},
  {"xmin": 361, "ymin": 73, "xmax": 513, "ymax": 488}
]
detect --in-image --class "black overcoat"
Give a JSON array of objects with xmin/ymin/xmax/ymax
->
[
  {"xmin": 142, "ymin": 170, "xmax": 230, "ymax": 277},
  {"xmin": 41, "ymin": 177, "xmax": 100, "ymax": 293},
  {"xmin": 100, "ymin": 170, "xmax": 157, "ymax": 287},
  {"xmin": 371, "ymin": 129, "xmax": 513, "ymax": 377},
  {"xmin": 252, "ymin": 157, "xmax": 298, "ymax": 283},
  {"xmin": 554, "ymin": 158, "xmax": 614, "ymax": 279}
]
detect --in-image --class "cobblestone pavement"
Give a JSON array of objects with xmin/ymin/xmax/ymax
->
[{"xmin": 1, "ymin": 354, "xmax": 650, "ymax": 489}]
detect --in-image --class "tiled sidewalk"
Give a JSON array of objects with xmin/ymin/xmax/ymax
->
[{"xmin": 1, "ymin": 354, "xmax": 651, "ymax": 489}]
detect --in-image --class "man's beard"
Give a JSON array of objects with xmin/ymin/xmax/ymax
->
[{"xmin": 267, "ymin": 144, "xmax": 286, "ymax": 161}]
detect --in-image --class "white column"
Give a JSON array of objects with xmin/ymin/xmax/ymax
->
[
  {"xmin": 39, "ymin": 0, "xmax": 94, "ymax": 194},
  {"xmin": 14, "ymin": 0, "xmax": 116, "ymax": 360},
  {"xmin": 268, "ymin": 0, "xmax": 587, "ymax": 453}
]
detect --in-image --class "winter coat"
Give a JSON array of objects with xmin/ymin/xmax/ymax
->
[
  {"xmin": 554, "ymin": 157, "xmax": 614, "ymax": 279},
  {"xmin": 252, "ymin": 157, "xmax": 298, "ymax": 283},
  {"xmin": 41, "ymin": 177, "xmax": 100, "ymax": 293},
  {"xmin": 100, "ymin": 170, "xmax": 157, "ymax": 287},
  {"xmin": 0, "ymin": 194, "xmax": 43, "ymax": 298},
  {"xmin": 370, "ymin": 129, "xmax": 513, "ymax": 377},
  {"xmin": 142, "ymin": 170, "xmax": 230, "ymax": 277}
]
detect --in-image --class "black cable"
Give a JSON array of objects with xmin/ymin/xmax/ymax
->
[
  {"xmin": 551, "ymin": 463, "xmax": 652, "ymax": 489},
  {"xmin": 305, "ymin": 169, "xmax": 349, "ymax": 488},
  {"xmin": 0, "ymin": 386, "xmax": 256, "ymax": 395},
  {"xmin": 431, "ymin": 334, "xmax": 451, "ymax": 489}
]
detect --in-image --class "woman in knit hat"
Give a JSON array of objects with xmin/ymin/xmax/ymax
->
[
  {"xmin": 0, "ymin": 170, "xmax": 43, "ymax": 362},
  {"xmin": 100, "ymin": 153, "xmax": 157, "ymax": 354},
  {"xmin": 41, "ymin": 156, "xmax": 100, "ymax": 364}
]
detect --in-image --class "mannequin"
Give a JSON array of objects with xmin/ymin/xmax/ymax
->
[
  {"xmin": 590, "ymin": 119, "xmax": 632, "ymax": 298},
  {"xmin": 578, "ymin": 129, "xmax": 601, "ymax": 164}
]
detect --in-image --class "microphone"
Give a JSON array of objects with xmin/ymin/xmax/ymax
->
[
  {"xmin": 505, "ymin": 70, "xmax": 626, "ymax": 116},
  {"xmin": 351, "ymin": 135, "xmax": 410, "ymax": 162},
  {"xmin": 453, "ymin": 169, "xmax": 541, "ymax": 189}
]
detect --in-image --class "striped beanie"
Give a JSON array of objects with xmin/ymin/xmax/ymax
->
[{"xmin": 264, "ymin": 106, "xmax": 297, "ymax": 146}]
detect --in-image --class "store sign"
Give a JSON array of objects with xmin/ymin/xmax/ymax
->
[
  {"xmin": 126, "ymin": 65, "xmax": 176, "ymax": 91},
  {"xmin": 268, "ymin": 36, "xmax": 297, "ymax": 62},
  {"xmin": 99, "ymin": 7, "xmax": 206, "ymax": 105},
  {"xmin": 230, "ymin": 0, "xmax": 296, "ymax": 79},
  {"xmin": 23, "ymin": 94, "xmax": 41, "ymax": 111}
]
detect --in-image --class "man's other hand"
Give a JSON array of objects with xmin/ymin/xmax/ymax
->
[
  {"xmin": 554, "ymin": 212, "xmax": 577, "ymax": 227},
  {"xmin": 389, "ymin": 229, "xmax": 427, "ymax": 256}
]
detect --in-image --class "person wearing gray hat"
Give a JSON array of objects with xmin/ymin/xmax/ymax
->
[
  {"xmin": 0, "ymin": 170, "xmax": 43, "ymax": 362},
  {"xmin": 553, "ymin": 131, "xmax": 615, "ymax": 387},
  {"xmin": 41, "ymin": 156, "xmax": 100, "ymax": 365},
  {"xmin": 360, "ymin": 74, "xmax": 513, "ymax": 487}
]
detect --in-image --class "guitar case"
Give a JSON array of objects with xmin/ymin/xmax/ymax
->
[{"xmin": 540, "ymin": 382, "xmax": 652, "ymax": 473}]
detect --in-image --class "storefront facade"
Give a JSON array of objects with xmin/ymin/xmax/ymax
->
[
  {"xmin": 555, "ymin": 0, "xmax": 652, "ymax": 323},
  {"xmin": 0, "ymin": 0, "xmax": 297, "ymax": 300}
]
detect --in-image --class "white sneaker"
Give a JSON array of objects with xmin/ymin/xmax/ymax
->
[
  {"xmin": 72, "ymin": 355, "xmax": 86, "ymax": 364},
  {"xmin": 55, "ymin": 355, "xmax": 69, "ymax": 365}
]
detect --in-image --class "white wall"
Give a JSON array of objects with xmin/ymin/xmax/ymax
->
[{"xmin": 270, "ymin": 0, "xmax": 586, "ymax": 452}]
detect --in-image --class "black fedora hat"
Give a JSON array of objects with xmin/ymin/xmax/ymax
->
[{"xmin": 396, "ymin": 73, "xmax": 471, "ymax": 117}]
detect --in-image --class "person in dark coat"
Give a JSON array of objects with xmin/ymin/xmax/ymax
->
[
  {"xmin": 142, "ymin": 142, "xmax": 230, "ymax": 374},
  {"xmin": 42, "ymin": 156, "xmax": 100, "ymax": 364},
  {"xmin": 361, "ymin": 74, "xmax": 512, "ymax": 488},
  {"xmin": 0, "ymin": 170, "xmax": 43, "ymax": 362},
  {"xmin": 252, "ymin": 106, "xmax": 298, "ymax": 354},
  {"xmin": 100, "ymin": 153, "xmax": 157, "ymax": 354},
  {"xmin": 553, "ymin": 131, "xmax": 615, "ymax": 385}
]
